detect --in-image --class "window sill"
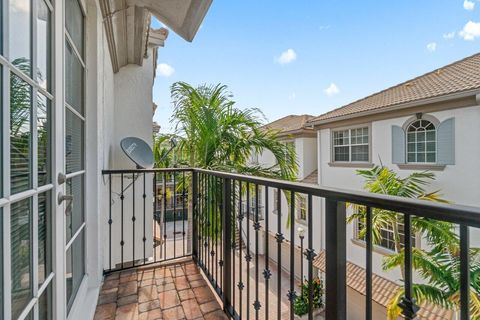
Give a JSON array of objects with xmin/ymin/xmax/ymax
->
[
  {"xmin": 397, "ymin": 164, "xmax": 446, "ymax": 171},
  {"xmin": 351, "ymin": 238, "xmax": 395, "ymax": 256},
  {"xmin": 328, "ymin": 162, "xmax": 374, "ymax": 168}
]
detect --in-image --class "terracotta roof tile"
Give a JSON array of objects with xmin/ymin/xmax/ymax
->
[
  {"xmin": 301, "ymin": 170, "xmax": 318, "ymax": 185},
  {"xmin": 262, "ymin": 114, "xmax": 315, "ymax": 135},
  {"xmin": 313, "ymin": 251, "xmax": 453, "ymax": 320},
  {"xmin": 309, "ymin": 53, "xmax": 480, "ymax": 124}
]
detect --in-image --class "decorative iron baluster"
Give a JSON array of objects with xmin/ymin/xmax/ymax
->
[
  {"xmin": 254, "ymin": 184, "xmax": 261, "ymax": 319},
  {"xmin": 222, "ymin": 177, "xmax": 233, "ymax": 315},
  {"xmin": 276, "ymin": 187, "xmax": 282, "ymax": 320},
  {"xmin": 289, "ymin": 191, "xmax": 296, "ymax": 320},
  {"xmin": 182, "ymin": 171, "xmax": 186, "ymax": 256},
  {"xmin": 132, "ymin": 173, "xmax": 136, "ymax": 266},
  {"xmin": 365, "ymin": 206, "xmax": 372, "ymax": 320},
  {"xmin": 108, "ymin": 174, "xmax": 112, "ymax": 271},
  {"xmin": 246, "ymin": 182, "xmax": 251, "ymax": 320},
  {"xmin": 173, "ymin": 172, "xmax": 177, "ymax": 259},
  {"xmin": 238, "ymin": 181, "xmax": 244, "ymax": 319},
  {"xmin": 306, "ymin": 194, "xmax": 316, "ymax": 320},
  {"xmin": 264, "ymin": 186, "xmax": 270, "ymax": 320},
  {"xmin": 142, "ymin": 172, "xmax": 146, "ymax": 265},
  {"xmin": 163, "ymin": 172, "xmax": 167, "ymax": 261},
  {"xmin": 120, "ymin": 173, "xmax": 125, "ymax": 269}
]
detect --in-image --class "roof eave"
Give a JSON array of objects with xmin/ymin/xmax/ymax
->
[
  {"xmin": 277, "ymin": 128, "xmax": 317, "ymax": 139},
  {"xmin": 147, "ymin": 0, "xmax": 212, "ymax": 42},
  {"xmin": 308, "ymin": 89, "xmax": 480, "ymax": 127}
]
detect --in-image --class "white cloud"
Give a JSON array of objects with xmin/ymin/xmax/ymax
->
[
  {"xmin": 426, "ymin": 42, "xmax": 437, "ymax": 52},
  {"xmin": 443, "ymin": 31, "xmax": 455, "ymax": 40},
  {"xmin": 288, "ymin": 93, "xmax": 296, "ymax": 100},
  {"xmin": 275, "ymin": 49, "xmax": 297, "ymax": 65},
  {"xmin": 324, "ymin": 83, "xmax": 340, "ymax": 97},
  {"xmin": 459, "ymin": 21, "xmax": 480, "ymax": 40},
  {"xmin": 11, "ymin": 0, "xmax": 29, "ymax": 12},
  {"xmin": 319, "ymin": 25, "xmax": 331, "ymax": 31},
  {"xmin": 464, "ymin": 0, "xmax": 475, "ymax": 10},
  {"xmin": 157, "ymin": 63, "xmax": 175, "ymax": 77}
]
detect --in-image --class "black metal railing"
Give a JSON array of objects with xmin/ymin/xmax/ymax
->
[
  {"xmin": 102, "ymin": 168, "xmax": 193, "ymax": 273},
  {"xmin": 102, "ymin": 168, "xmax": 480, "ymax": 320}
]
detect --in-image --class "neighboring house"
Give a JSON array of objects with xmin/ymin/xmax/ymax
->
[
  {"xmin": 308, "ymin": 52, "xmax": 480, "ymax": 319},
  {"xmin": 0, "ymin": 1, "xmax": 211, "ymax": 320},
  {"xmin": 245, "ymin": 115, "xmax": 320, "ymax": 279}
]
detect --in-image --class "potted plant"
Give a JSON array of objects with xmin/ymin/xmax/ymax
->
[{"xmin": 293, "ymin": 277, "xmax": 325, "ymax": 320}]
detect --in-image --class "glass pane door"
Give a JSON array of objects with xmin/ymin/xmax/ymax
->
[
  {"xmin": 1, "ymin": 0, "xmax": 54, "ymax": 318},
  {"xmin": 64, "ymin": 0, "xmax": 86, "ymax": 314}
]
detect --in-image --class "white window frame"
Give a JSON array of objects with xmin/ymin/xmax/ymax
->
[
  {"xmin": 355, "ymin": 218, "xmax": 417, "ymax": 253},
  {"xmin": 272, "ymin": 189, "xmax": 280, "ymax": 215},
  {"xmin": 251, "ymin": 151, "xmax": 259, "ymax": 165},
  {"xmin": 405, "ymin": 119, "xmax": 437, "ymax": 164},
  {"xmin": 296, "ymin": 195, "xmax": 308, "ymax": 225},
  {"xmin": 331, "ymin": 125, "xmax": 370, "ymax": 163}
]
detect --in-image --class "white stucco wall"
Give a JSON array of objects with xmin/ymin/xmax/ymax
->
[
  {"xmin": 103, "ymin": 51, "xmax": 158, "ymax": 271},
  {"xmin": 317, "ymin": 104, "xmax": 480, "ymax": 283},
  {"xmin": 295, "ymin": 137, "xmax": 317, "ymax": 180},
  {"xmin": 247, "ymin": 136, "xmax": 320, "ymax": 278},
  {"xmin": 75, "ymin": 0, "xmax": 159, "ymax": 298}
]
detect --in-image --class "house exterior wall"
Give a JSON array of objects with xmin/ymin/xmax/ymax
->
[
  {"xmin": 317, "ymin": 103, "xmax": 480, "ymax": 283},
  {"xmin": 249, "ymin": 136, "xmax": 319, "ymax": 278},
  {"xmin": 296, "ymin": 137, "xmax": 317, "ymax": 180}
]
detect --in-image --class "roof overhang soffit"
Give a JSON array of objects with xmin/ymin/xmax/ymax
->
[{"xmin": 99, "ymin": 0, "xmax": 212, "ymax": 73}]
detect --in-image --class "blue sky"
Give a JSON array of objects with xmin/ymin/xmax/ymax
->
[{"xmin": 151, "ymin": 1, "xmax": 480, "ymax": 133}]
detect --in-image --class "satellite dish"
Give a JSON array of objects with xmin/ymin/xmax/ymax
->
[{"xmin": 120, "ymin": 137, "xmax": 154, "ymax": 169}]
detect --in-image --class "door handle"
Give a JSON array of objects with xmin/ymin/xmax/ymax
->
[
  {"xmin": 58, "ymin": 172, "xmax": 67, "ymax": 185},
  {"xmin": 58, "ymin": 193, "xmax": 74, "ymax": 216}
]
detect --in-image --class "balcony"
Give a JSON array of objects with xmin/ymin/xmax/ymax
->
[{"xmin": 97, "ymin": 168, "xmax": 480, "ymax": 320}]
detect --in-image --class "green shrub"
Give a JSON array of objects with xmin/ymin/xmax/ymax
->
[{"xmin": 293, "ymin": 277, "xmax": 324, "ymax": 316}]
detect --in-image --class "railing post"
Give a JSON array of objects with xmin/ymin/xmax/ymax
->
[
  {"xmin": 398, "ymin": 213, "xmax": 419, "ymax": 319},
  {"xmin": 325, "ymin": 199, "xmax": 347, "ymax": 320},
  {"xmin": 192, "ymin": 170, "xmax": 199, "ymax": 262},
  {"xmin": 460, "ymin": 225, "xmax": 470, "ymax": 320},
  {"xmin": 222, "ymin": 177, "xmax": 233, "ymax": 315}
]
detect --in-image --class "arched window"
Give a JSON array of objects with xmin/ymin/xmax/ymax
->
[{"xmin": 406, "ymin": 119, "xmax": 436, "ymax": 163}]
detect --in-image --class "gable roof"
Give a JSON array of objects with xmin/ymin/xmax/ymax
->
[
  {"xmin": 309, "ymin": 53, "xmax": 480, "ymax": 125},
  {"xmin": 313, "ymin": 251, "xmax": 453, "ymax": 320},
  {"xmin": 262, "ymin": 114, "xmax": 315, "ymax": 137}
]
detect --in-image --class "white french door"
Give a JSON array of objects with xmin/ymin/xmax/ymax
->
[
  {"xmin": 1, "ymin": 0, "xmax": 87, "ymax": 318},
  {"xmin": 63, "ymin": 0, "xmax": 86, "ymax": 315}
]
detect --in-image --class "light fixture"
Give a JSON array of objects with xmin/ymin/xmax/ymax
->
[{"xmin": 297, "ymin": 226, "xmax": 305, "ymax": 239}]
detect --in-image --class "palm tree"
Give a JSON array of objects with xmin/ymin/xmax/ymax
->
[
  {"xmin": 348, "ymin": 165, "xmax": 480, "ymax": 318},
  {"xmin": 153, "ymin": 133, "xmax": 183, "ymax": 168},
  {"xmin": 348, "ymin": 166, "xmax": 452, "ymax": 274},
  {"xmin": 170, "ymin": 81, "xmax": 298, "ymax": 180},
  {"xmin": 167, "ymin": 81, "xmax": 298, "ymax": 240},
  {"xmin": 383, "ymin": 241, "xmax": 480, "ymax": 319}
]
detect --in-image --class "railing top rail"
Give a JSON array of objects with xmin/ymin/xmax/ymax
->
[
  {"xmin": 102, "ymin": 168, "xmax": 194, "ymax": 174},
  {"xmin": 102, "ymin": 167, "xmax": 480, "ymax": 227},
  {"xmin": 194, "ymin": 169, "xmax": 480, "ymax": 228}
]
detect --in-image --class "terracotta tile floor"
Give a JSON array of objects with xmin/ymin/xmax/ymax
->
[{"xmin": 94, "ymin": 259, "xmax": 228, "ymax": 320}]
